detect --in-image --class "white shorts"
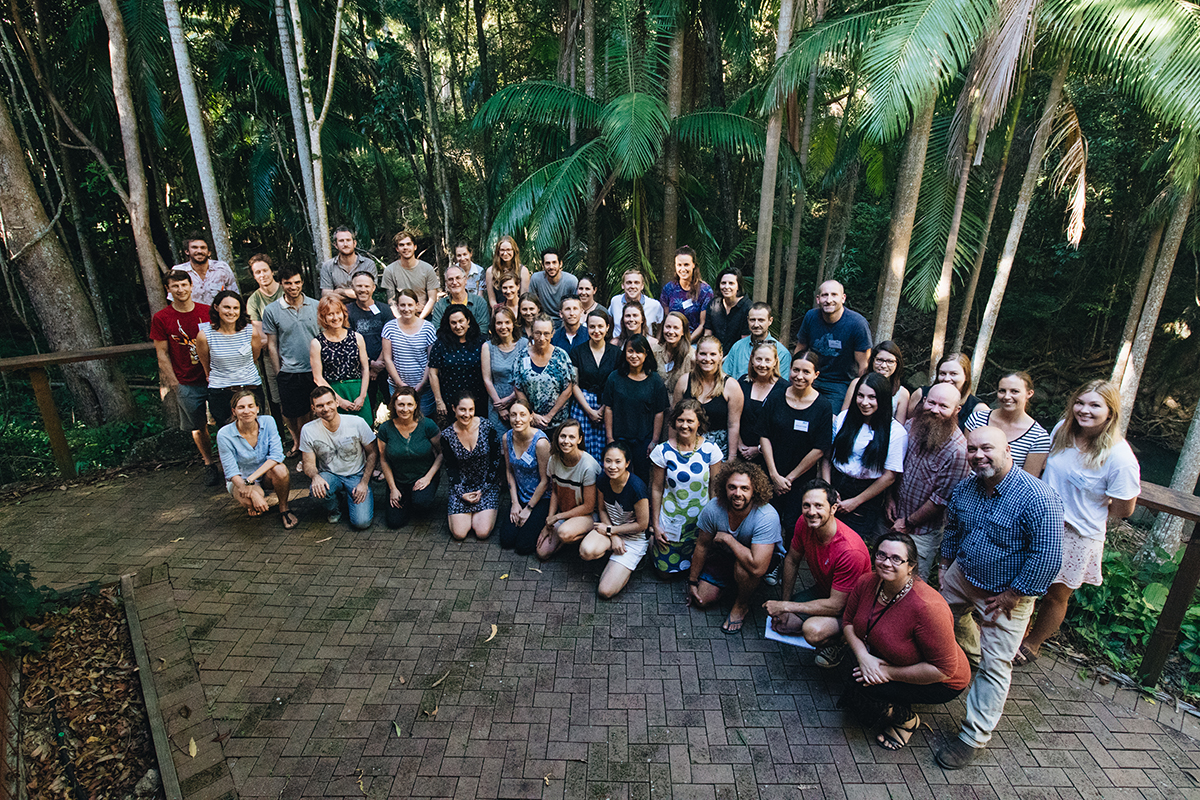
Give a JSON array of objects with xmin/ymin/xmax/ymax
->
[{"xmin": 608, "ymin": 532, "xmax": 651, "ymax": 571}]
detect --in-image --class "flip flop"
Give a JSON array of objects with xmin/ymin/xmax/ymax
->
[
  {"xmin": 280, "ymin": 510, "xmax": 299, "ymax": 530},
  {"xmin": 876, "ymin": 713, "xmax": 920, "ymax": 751},
  {"xmin": 721, "ymin": 615, "xmax": 745, "ymax": 634},
  {"xmin": 1013, "ymin": 644, "xmax": 1039, "ymax": 667}
]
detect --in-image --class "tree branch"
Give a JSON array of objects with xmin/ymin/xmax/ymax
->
[{"xmin": 315, "ymin": 0, "xmax": 345, "ymax": 131}]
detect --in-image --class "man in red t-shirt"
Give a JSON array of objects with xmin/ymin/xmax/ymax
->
[
  {"xmin": 764, "ymin": 479, "xmax": 871, "ymax": 666},
  {"xmin": 150, "ymin": 270, "xmax": 219, "ymax": 486}
]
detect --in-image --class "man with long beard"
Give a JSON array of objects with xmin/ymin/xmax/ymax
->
[{"xmin": 888, "ymin": 382, "xmax": 970, "ymax": 578}]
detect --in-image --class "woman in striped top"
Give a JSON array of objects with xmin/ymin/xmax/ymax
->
[
  {"xmin": 382, "ymin": 289, "xmax": 437, "ymax": 415},
  {"xmin": 963, "ymin": 371, "xmax": 1051, "ymax": 477},
  {"xmin": 310, "ymin": 295, "xmax": 372, "ymax": 426},
  {"xmin": 197, "ymin": 290, "xmax": 263, "ymax": 424}
]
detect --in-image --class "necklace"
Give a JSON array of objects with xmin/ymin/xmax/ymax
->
[{"xmin": 877, "ymin": 576, "xmax": 915, "ymax": 606}]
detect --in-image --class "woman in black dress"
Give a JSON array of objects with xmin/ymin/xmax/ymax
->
[
  {"xmin": 674, "ymin": 335, "xmax": 742, "ymax": 458},
  {"xmin": 570, "ymin": 308, "xmax": 620, "ymax": 462},
  {"xmin": 429, "ymin": 304, "xmax": 487, "ymax": 423},
  {"xmin": 602, "ymin": 334, "xmax": 670, "ymax": 484},
  {"xmin": 735, "ymin": 340, "xmax": 785, "ymax": 466}
]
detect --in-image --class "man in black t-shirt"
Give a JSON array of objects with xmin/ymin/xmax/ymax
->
[{"xmin": 344, "ymin": 270, "xmax": 394, "ymax": 418}]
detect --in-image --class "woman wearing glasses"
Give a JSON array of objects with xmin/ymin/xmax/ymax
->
[{"xmin": 841, "ymin": 532, "xmax": 970, "ymax": 752}]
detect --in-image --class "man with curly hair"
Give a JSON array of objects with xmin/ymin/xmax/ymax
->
[{"xmin": 686, "ymin": 460, "xmax": 784, "ymax": 634}]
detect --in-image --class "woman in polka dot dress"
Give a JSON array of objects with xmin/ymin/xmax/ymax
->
[{"xmin": 649, "ymin": 399, "xmax": 724, "ymax": 575}]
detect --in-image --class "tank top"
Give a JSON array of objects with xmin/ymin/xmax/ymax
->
[
  {"xmin": 505, "ymin": 428, "xmax": 547, "ymax": 505},
  {"xmin": 206, "ymin": 325, "xmax": 261, "ymax": 388},
  {"xmin": 685, "ymin": 376, "xmax": 730, "ymax": 431},
  {"xmin": 319, "ymin": 330, "xmax": 362, "ymax": 382}
]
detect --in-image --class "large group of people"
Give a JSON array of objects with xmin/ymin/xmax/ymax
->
[{"xmin": 152, "ymin": 229, "xmax": 1143, "ymax": 770}]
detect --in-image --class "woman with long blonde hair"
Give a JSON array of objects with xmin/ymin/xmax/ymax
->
[
  {"xmin": 485, "ymin": 235, "xmax": 530, "ymax": 307},
  {"xmin": 1016, "ymin": 379, "xmax": 1140, "ymax": 666},
  {"xmin": 674, "ymin": 335, "xmax": 741, "ymax": 458}
]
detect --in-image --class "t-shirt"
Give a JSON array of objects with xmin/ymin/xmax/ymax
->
[
  {"xmin": 261, "ymin": 295, "xmax": 321, "ymax": 374},
  {"xmin": 382, "ymin": 259, "xmax": 440, "ymax": 306},
  {"xmin": 549, "ymin": 451, "xmax": 600, "ymax": 511},
  {"xmin": 789, "ymin": 517, "xmax": 872, "ymax": 596},
  {"xmin": 381, "ymin": 319, "xmax": 436, "ymax": 389},
  {"xmin": 608, "ymin": 293, "xmax": 665, "ymax": 337},
  {"xmin": 705, "ymin": 296, "xmax": 751, "ymax": 354},
  {"xmin": 831, "ymin": 411, "xmax": 908, "ymax": 480},
  {"xmin": 1042, "ymin": 422, "xmax": 1140, "ymax": 540},
  {"xmin": 299, "ymin": 414, "xmax": 376, "ymax": 477},
  {"xmin": 723, "ymin": 335, "xmax": 792, "ymax": 381},
  {"xmin": 600, "ymin": 473, "xmax": 649, "ymax": 529},
  {"xmin": 529, "ymin": 271, "xmax": 579, "ymax": 323},
  {"xmin": 345, "ymin": 301, "xmax": 394, "ymax": 362},
  {"xmin": 963, "ymin": 406, "xmax": 1051, "ymax": 470},
  {"xmin": 697, "ymin": 499, "xmax": 784, "ymax": 557},
  {"xmin": 842, "ymin": 574, "xmax": 972, "ymax": 692},
  {"xmin": 602, "ymin": 372, "xmax": 669, "ymax": 443},
  {"xmin": 757, "ymin": 391, "xmax": 834, "ymax": 478},
  {"xmin": 795, "ymin": 307, "xmax": 872, "ymax": 388},
  {"xmin": 375, "ymin": 417, "xmax": 440, "ymax": 484},
  {"xmin": 247, "ymin": 285, "xmax": 283, "ymax": 323},
  {"xmin": 149, "ymin": 303, "xmax": 210, "ymax": 385},
  {"xmin": 320, "ymin": 254, "xmax": 379, "ymax": 294}
]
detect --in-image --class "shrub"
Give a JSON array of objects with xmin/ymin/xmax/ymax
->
[{"xmin": 0, "ymin": 549, "xmax": 58, "ymax": 657}]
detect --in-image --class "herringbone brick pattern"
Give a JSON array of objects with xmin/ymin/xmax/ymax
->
[{"xmin": 3, "ymin": 465, "xmax": 1200, "ymax": 799}]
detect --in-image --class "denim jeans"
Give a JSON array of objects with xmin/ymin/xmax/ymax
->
[
  {"xmin": 939, "ymin": 561, "xmax": 1034, "ymax": 748},
  {"xmin": 318, "ymin": 470, "xmax": 374, "ymax": 529}
]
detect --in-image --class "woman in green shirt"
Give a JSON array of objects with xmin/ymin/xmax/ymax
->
[{"xmin": 376, "ymin": 387, "xmax": 443, "ymax": 528}]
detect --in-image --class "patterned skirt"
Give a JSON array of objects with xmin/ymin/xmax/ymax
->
[
  {"xmin": 652, "ymin": 521, "xmax": 698, "ymax": 575},
  {"xmin": 708, "ymin": 429, "xmax": 729, "ymax": 460},
  {"xmin": 570, "ymin": 389, "xmax": 608, "ymax": 463}
]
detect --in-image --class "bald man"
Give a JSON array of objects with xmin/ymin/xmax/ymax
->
[
  {"xmin": 935, "ymin": 426, "xmax": 1063, "ymax": 770},
  {"xmin": 794, "ymin": 280, "xmax": 872, "ymax": 408},
  {"xmin": 888, "ymin": 383, "xmax": 970, "ymax": 578}
]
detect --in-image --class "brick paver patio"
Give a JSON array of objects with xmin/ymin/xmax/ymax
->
[{"xmin": 3, "ymin": 464, "xmax": 1200, "ymax": 799}]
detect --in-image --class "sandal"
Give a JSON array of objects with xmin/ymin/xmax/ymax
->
[
  {"xmin": 280, "ymin": 510, "xmax": 299, "ymax": 530},
  {"xmin": 721, "ymin": 614, "xmax": 745, "ymax": 635},
  {"xmin": 876, "ymin": 713, "xmax": 919, "ymax": 751},
  {"xmin": 1014, "ymin": 643, "xmax": 1039, "ymax": 667}
]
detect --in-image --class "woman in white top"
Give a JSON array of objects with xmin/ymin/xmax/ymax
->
[
  {"xmin": 1017, "ymin": 379, "xmax": 1140, "ymax": 665},
  {"xmin": 381, "ymin": 289, "xmax": 437, "ymax": 415},
  {"xmin": 197, "ymin": 290, "xmax": 264, "ymax": 425},
  {"xmin": 823, "ymin": 372, "xmax": 907, "ymax": 541},
  {"xmin": 842, "ymin": 341, "xmax": 909, "ymax": 424},
  {"xmin": 536, "ymin": 419, "xmax": 600, "ymax": 559},
  {"xmin": 963, "ymin": 371, "xmax": 1051, "ymax": 477}
]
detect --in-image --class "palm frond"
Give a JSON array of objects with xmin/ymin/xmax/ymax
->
[
  {"xmin": 471, "ymin": 80, "xmax": 604, "ymax": 133},
  {"xmin": 674, "ymin": 110, "xmax": 768, "ymax": 159},
  {"xmin": 1049, "ymin": 94, "xmax": 1088, "ymax": 247},
  {"xmin": 602, "ymin": 92, "xmax": 670, "ymax": 179},
  {"xmin": 858, "ymin": 137, "xmax": 889, "ymax": 197}
]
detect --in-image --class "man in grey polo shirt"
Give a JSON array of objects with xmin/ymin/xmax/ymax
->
[
  {"xmin": 262, "ymin": 265, "xmax": 321, "ymax": 455},
  {"xmin": 528, "ymin": 248, "xmax": 578, "ymax": 329},
  {"xmin": 320, "ymin": 226, "xmax": 379, "ymax": 302}
]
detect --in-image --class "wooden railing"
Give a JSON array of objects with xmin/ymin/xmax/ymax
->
[
  {"xmin": 1136, "ymin": 480, "xmax": 1200, "ymax": 686},
  {"xmin": 0, "ymin": 343, "xmax": 156, "ymax": 479}
]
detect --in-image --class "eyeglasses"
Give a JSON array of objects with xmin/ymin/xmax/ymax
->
[{"xmin": 874, "ymin": 552, "xmax": 910, "ymax": 567}]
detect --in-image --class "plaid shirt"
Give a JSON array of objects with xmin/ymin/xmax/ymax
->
[
  {"xmin": 942, "ymin": 467, "xmax": 1064, "ymax": 596},
  {"xmin": 895, "ymin": 423, "xmax": 969, "ymax": 536}
]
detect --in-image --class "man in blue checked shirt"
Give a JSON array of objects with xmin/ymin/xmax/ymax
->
[{"xmin": 935, "ymin": 426, "xmax": 1063, "ymax": 771}]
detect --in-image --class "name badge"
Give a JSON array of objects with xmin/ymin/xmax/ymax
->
[
  {"xmin": 682, "ymin": 299, "xmax": 694, "ymax": 309},
  {"xmin": 238, "ymin": 340, "xmax": 252, "ymax": 356},
  {"xmin": 793, "ymin": 419, "xmax": 809, "ymax": 432},
  {"xmin": 828, "ymin": 339, "xmax": 842, "ymax": 349},
  {"xmin": 521, "ymin": 452, "xmax": 534, "ymax": 465},
  {"xmin": 370, "ymin": 303, "xmax": 381, "ymax": 315}
]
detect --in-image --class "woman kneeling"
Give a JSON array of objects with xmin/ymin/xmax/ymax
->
[
  {"xmin": 580, "ymin": 442, "xmax": 651, "ymax": 598},
  {"xmin": 842, "ymin": 532, "xmax": 970, "ymax": 750},
  {"xmin": 537, "ymin": 419, "xmax": 601, "ymax": 559},
  {"xmin": 217, "ymin": 389, "xmax": 296, "ymax": 529}
]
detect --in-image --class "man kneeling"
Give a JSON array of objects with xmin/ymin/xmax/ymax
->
[
  {"xmin": 686, "ymin": 461, "xmax": 783, "ymax": 634},
  {"xmin": 301, "ymin": 385, "xmax": 377, "ymax": 529},
  {"xmin": 764, "ymin": 480, "xmax": 872, "ymax": 666},
  {"xmin": 216, "ymin": 389, "xmax": 297, "ymax": 529}
]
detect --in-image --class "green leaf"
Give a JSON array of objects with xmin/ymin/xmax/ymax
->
[
  {"xmin": 602, "ymin": 93, "xmax": 670, "ymax": 180},
  {"xmin": 1141, "ymin": 582, "xmax": 1169, "ymax": 611}
]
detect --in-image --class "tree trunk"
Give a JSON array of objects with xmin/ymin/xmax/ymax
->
[
  {"xmin": 780, "ymin": 57, "xmax": 820, "ymax": 343},
  {"xmin": 1111, "ymin": 223, "xmax": 1163, "ymax": 386},
  {"xmin": 771, "ymin": 186, "xmax": 787, "ymax": 317},
  {"xmin": 660, "ymin": 25, "xmax": 685, "ymax": 282},
  {"xmin": 930, "ymin": 114, "xmax": 978, "ymax": 374},
  {"xmin": 1139, "ymin": 396, "xmax": 1200, "ymax": 561},
  {"xmin": 874, "ymin": 98, "xmax": 934, "ymax": 340},
  {"xmin": 701, "ymin": 0, "xmax": 737, "ymax": 249},
  {"xmin": 1117, "ymin": 183, "xmax": 1195, "ymax": 435},
  {"xmin": 752, "ymin": 0, "xmax": 796, "ymax": 302},
  {"xmin": 584, "ymin": 0, "xmax": 598, "ymax": 271},
  {"xmin": 98, "ymin": 0, "xmax": 166, "ymax": 315},
  {"xmin": 970, "ymin": 58, "xmax": 1069, "ymax": 391},
  {"xmin": 411, "ymin": 15, "xmax": 453, "ymax": 260},
  {"xmin": 474, "ymin": 0, "xmax": 492, "ymax": 99},
  {"xmin": 0, "ymin": 92, "xmax": 133, "ymax": 425},
  {"xmin": 163, "ymin": 0, "xmax": 233, "ymax": 265},
  {"xmin": 824, "ymin": 160, "xmax": 858, "ymax": 279},
  {"xmin": 275, "ymin": 0, "xmax": 319, "ymax": 260}
]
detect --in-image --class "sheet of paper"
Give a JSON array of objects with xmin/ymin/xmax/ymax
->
[{"xmin": 764, "ymin": 616, "xmax": 816, "ymax": 650}]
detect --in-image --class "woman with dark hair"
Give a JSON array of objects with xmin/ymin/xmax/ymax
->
[
  {"xmin": 907, "ymin": 352, "xmax": 981, "ymax": 430},
  {"xmin": 759, "ymin": 351, "xmax": 834, "ymax": 538},
  {"xmin": 216, "ymin": 388, "xmax": 296, "ymax": 529},
  {"xmin": 825, "ymin": 372, "xmax": 908, "ymax": 540},
  {"xmin": 309, "ymin": 295, "xmax": 372, "ymax": 426},
  {"xmin": 441, "ymin": 393, "xmax": 503, "ymax": 541},
  {"xmin": 964, "ymin": 371, "xmax": 1050, "ymax": 476},
  {"xmin": 842, "ymin": 532, "xmax": 970, "ymax": 751},
  {"xmin": 429, "ymin": 303, "xmax": 487, "ymax": 422},
  {"xmin": 653, "ymin": 311, "xmax": 694, "ymax": 390},
  {"xmin": 514, "ymin": 315, "xmax": 576, "ymax": 429},
  {"xmin": 843, "ymin": 341, "xmax": 909, "ymax": 424},
  {"xmin": 197, "ymin": 289, "xmax": 263, "ymax": 424},
  {"xmin": 382, "ymin": 288, "xmax": 437, "ymax": 415},
  {"xmin": 581, "ymin": 441, "xmax": 652, "ymax": 598},
  {"xmin": 494, "ymin": 273, "xmax": 521, "ymax": 320},
  {"xmin": 376, "ymin": 387, "xmax": 442, "ymax": 529},
  {"xmin": 650, "ymin": 399, "xmax": 723, "ymax": 576},
  {"xmin": 735, "ymin": 341, "xmax": 785, "ymax": 465},
  {"xmin": 602, "ymin": 334, "xmax": 670, "ymax": 483},
  {"xmin": 518, "ymin": 292, "xmax": 543, "ymax": 340},
  {"xmin": 570, "ymin": 308, "xmax": 620, "ymax": 461},
  {"xmin": 613, "ymin": 301, "xmax": 658, "ymax": 350},
  {"xmin": 659, "ymin": 246, "xmax": 713, "ymax": 341},
  {"xmin": 536, "ymin": 419, "xmax": 600, "ymax": 559},
  {"xmin": 481, "ymin": 306, "xmax": 527, "ymax": 429},
  {"xmin": 497, "ymin": 400, "xmax": 551, "ymax": 554},
  {"xmin": 484, "ymin": 235, "xmax": 530, "ymax": 308},
  {"xmin": 675, "ymin": 335, "xmax": 742, "ymax": 458},
  {"xmin": 704, "ymin": 267, "xmax": 750, "ymax": 353}
]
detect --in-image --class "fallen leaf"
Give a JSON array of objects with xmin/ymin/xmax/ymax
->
[
  {"xmin": 170, "ymin": 537, "xmax": 185, "ymax": 543},
  {"xmin": 528, "ymin": 567, "xmax": 543, "ymax": 573},
  {"xmin": 485, "ymin": 624, "xmax": 498, "ymax": 642},
  {"xmin": 393, "ymin": 722, "xmax": 402, "ymax": 737},
  {"xmin": 398, "ymin": 676, "xmax": 406, "ymax": 684},
  {"xmin": 544, "ymin": 775, "xmax": 551, "ymax": 786},
  {"xmin": 424, "ymin": 705, "xmax": 439, "ymax": 717},
  {"xmin": 188, "ymin": 738, "xmax": 197, "ymax": 758},
  {"xmin": 430, "ymin": 670, "xmax": 451, "ymax": 688},
  {"xmin": 315, "ymin": 536, "xmax": 332, "ymax": 543},
  {"xmin": 499, "ymin": 573, "xmax": 508, "ymax": 579}
]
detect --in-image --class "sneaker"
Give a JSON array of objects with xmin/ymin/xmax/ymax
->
[
  {"xmin": 935, "ymin": 736, "xmax": 981, "ymax": 770},
  {"xmin": 327, "ymin": 511, "xmax": 343, "ymax": 524},
  {"xmin": 204, "ymin": 463, "xmax": 220, "ymax": 487},
  {"xmin": 814, "ymin": 641, "xmax": 846, "ymax": 669},
  {"xmin": 762, "ymin": 563, "xmax": 781, "ymax": 586}
]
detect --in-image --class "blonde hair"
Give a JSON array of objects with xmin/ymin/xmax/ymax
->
[
  {"xmin": 688, "ymin": 335, "xmax": 728, "ymax": 402},
  {"xmin": 746, "ymin": 340, "xmax": 781, "ymax": 384},
  {"xmin": 1050, "ymin": 379, "xmax": 1124, "ymax": 468}
]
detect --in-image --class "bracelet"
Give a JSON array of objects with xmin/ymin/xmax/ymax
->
[{"xmin": 687, "ymin": 580, "xmax": 699, "ymax": 587}]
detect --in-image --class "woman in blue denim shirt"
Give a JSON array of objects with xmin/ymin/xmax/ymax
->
[{"xmin": 216, "ymin": 388, "xmax": 297, "ymax": 529}]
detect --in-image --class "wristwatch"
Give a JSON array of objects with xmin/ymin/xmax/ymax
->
[
  {"xmin": 606, "ymin": 525, "xmax": 612, "ymax": 534},
  {"xmin": 687, "ymin": 580, "xmax": 699, "ymax": 587}
]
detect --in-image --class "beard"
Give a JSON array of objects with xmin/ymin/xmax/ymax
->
[{"xmin": 910, "ymin": 406, "xmax": 958, "ymax": 454}]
